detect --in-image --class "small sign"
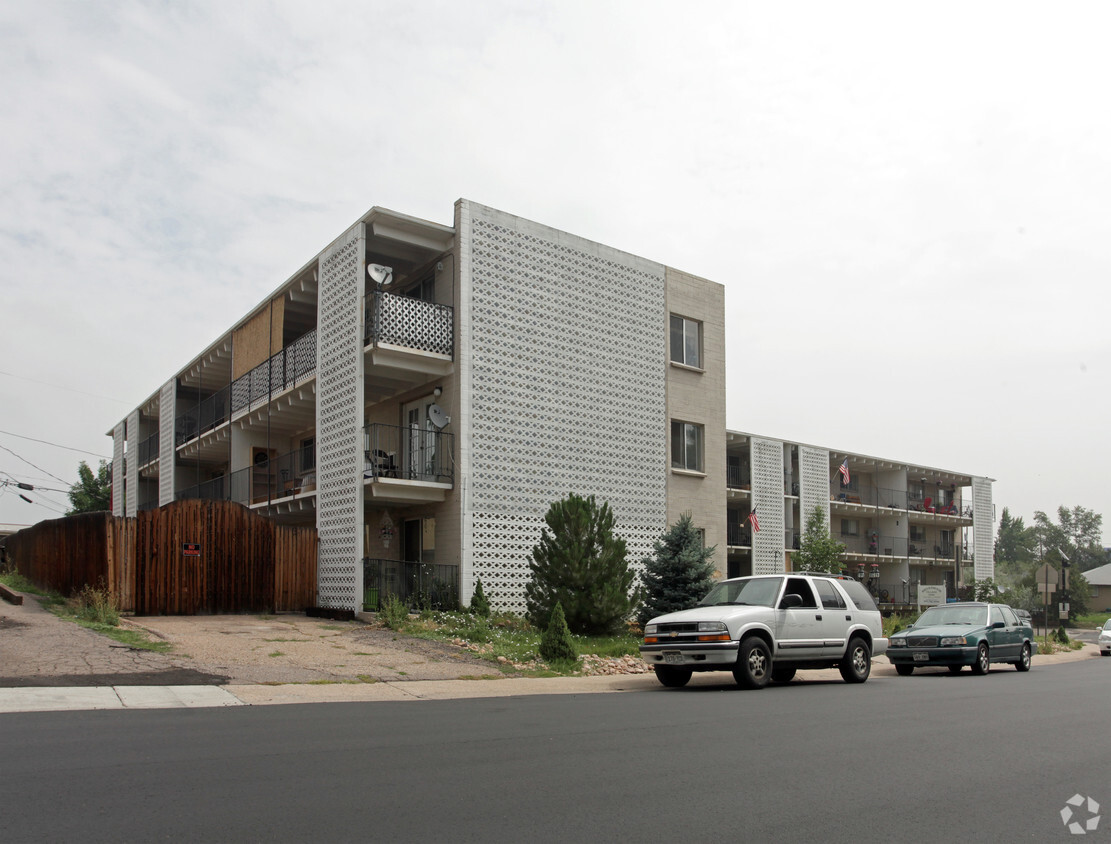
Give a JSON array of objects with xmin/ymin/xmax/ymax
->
[
  {"xmin": 1035, "ymin": 563, "xmax": 1059, "ymax": 588},
  {"xmin": 918, "ymin": 585, "xmax": 946, "ymax": 606},
  {"xmin": 182, "ymin": 543, "xmax": 201, "ymax": 557}
]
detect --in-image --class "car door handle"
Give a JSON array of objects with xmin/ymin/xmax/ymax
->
[
  {"xmin": 816, "ymin": 614, "xmax": 823, "ymax": 620},
  {"xmin": 845, "ymin": 615, "xmax": 852, "ymax": 621}
]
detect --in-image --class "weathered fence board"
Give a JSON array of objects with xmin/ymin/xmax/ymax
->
[{"xmin": 2, "ymin": 501, "xmax": 316, "ymax": 614}]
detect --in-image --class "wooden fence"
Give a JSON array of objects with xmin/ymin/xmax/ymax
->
[{"xmin": 2, "ymin": 500, "xmax": 317, "ymax": 614}]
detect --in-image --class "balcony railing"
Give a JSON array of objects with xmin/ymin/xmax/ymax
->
[
  {"xmin": 839, "ymin": 534, "xmax": 909, "ymax": 556},
  {"xmin": 727, "ymin": 523, "xmax": 753, "ymax": 546},
  {"xmin": 176, "ymin": 385, "xmax": 231, "ymax": 446},
  {"xmin": 727, "ymin": 463, "xmax": 751, "ymax": 489},
  {"xmin": 138, "ymin": 431, "xmax": 160, "ymax": 466},
  {"xmin": 362, "ymin": 558, "xmax": 460, "ymax": 611},
  {"xmin": 230, "ymin": 328, "xmax": 318, "ymax": 416},
  {"xmin": 364, "ymin": 291, "xmax": 453, "ymax": 357},
  {"xmin": 364, "ymin": 423, "xmax": 453, "ymax": 485}
]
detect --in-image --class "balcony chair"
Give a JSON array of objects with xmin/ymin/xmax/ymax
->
[
  {"xmin": 365, "ymin": 449, "xmax": 398, "ymax": 479},
  {"xmin": 923, "ymin": 497, "xmax": 935, "ymax": 513}
]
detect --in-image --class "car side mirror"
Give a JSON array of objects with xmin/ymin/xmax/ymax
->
[
  {"xmin": 992, "ymin": 621, "xmax": 1005, "ymax": 629},
  {"xmin": 780, "ymin": 593, "xmax": 803, "ymax": 609}
]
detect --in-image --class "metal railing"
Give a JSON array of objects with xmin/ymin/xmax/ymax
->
[
  {"xmin": 726, "ymin": 463, "xmax": 751, "ymax": 489},
  {"xmin": 727, "ymin": 523, "xmax": 753, "ymax": 547},
  {"xmin": 138, "ymin": 432, "xmax": 160, "ymax": 466},
  {"xmin": 364, "ymin": 291, "xmax": 454, "ymax": 357},
  {"xmin": 362, "ymin": 559, "xmax": 460, "ymax": 611},
  {"xmin": 839, "ymin": 534, "xmax": 909, "ymax": 557},
  {"xmin": 176, "ymin": 385, "xmax": 231, "ymax": 446},
  {"xmin": 230, "ymin": 328, "xmax": 318, "ymax": 415},
  {"xmin": 364, "ymin": 423, "xmax": 454, "ymax": 484}
]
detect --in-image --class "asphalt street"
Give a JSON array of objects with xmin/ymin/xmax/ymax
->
[{"xmin": 1, "ymin": 659, "xmax": 1106, "ymax": 843}]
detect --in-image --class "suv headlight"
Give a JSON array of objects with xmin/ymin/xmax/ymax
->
[
  {"xmin": 644, "ymin": 624, "xmax": 657, "ymax": 635},
  {"xmin": 698, "ymin": 622, "xmax": 728, "ymax": 632},
  {"xmin": 940, "ymin": 636, "xmax": 968, "ymax": 646}
]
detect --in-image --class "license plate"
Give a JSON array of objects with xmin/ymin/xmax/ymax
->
[
  {"xmin": 664, "ymin": 652, "xmax": 684, "ymax": 665},
  {"xmin": 913, "ymin": 652, "xmax": 929, "ymax": 662}
]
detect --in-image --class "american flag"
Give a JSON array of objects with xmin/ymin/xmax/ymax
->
[
  {"xmin": 747, "ymin": 507, "xmax": 760, "ymax": 532},
  {"xmin": 839, "ymin": 459, "xmax": 850, "ymax": 485}
]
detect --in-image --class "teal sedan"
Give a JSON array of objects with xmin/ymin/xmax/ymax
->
[{"xmin": 887, "ymin": 602, "xmax": 1036, "ymax": 676}]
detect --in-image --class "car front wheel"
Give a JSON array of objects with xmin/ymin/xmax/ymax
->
[
  {"xmin": 1014, "ymin": 643, "xmax": 1031, "ymax": 672},
  {"xmin": 653, "ymin": 665, "xmax": 693, "ymax": 688},
  {"xmin": 895, "ymin": 664, "xmax": 914, "ymax": 676},
  {"xmin": 839, "ymin": 637, "xmax": 871, "ymax": 683},
  {"xmin": 733, "ymin": 636, "xmax": 771, "ymax": 689},
  {"xmin": 971, "ymin": 642, "xmax": 990, "ymax": 675}
]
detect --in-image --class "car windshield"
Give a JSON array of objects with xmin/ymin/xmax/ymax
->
[
  {"xmin": 913, "ymin": 605, "xmax": 989, "ymax": 627},
  {"xmin": 1103, "ymin": 620, "xmax": 1111, "ymax": 631},
  {"xmin": 699, "ymin": 576, "xmax": 782, "ymax": 608}
]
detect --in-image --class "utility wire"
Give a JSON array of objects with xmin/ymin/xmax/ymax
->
[
  {"xmin": 0, "ymin": 444, "xmax": 72, "ymax": 486},
  {"xmin": 0, "ymin": 429, "xmax": 111, "ymax": 459},
  {"xmin": 0, "ymin": 370, "xmax": 129, "ymax": 405}
]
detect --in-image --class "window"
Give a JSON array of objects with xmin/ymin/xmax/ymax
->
[
  {"xmin": 300, "ymin": 437, "xmax": 315, "ymax": 472},
  {"xmin": 669, "ymin": 314, "xmax": 702, "ymax": 368},
  {"xmin": 670, "ymin": 421, "xmax": 704, "ymax": 472},
  {"xmin": 402, "ymin": 274, "xmax": 436, "ymax": 303},
  {"xmin": 781, "ymin": 578, "xmax": 818, "ymax": 609},
  {"xmin": 840, "ymin": 518, "xmax": 859, "ymax": 536},
  {"xmin": 814, "ymin": 579, "xmax": 846, "ymax": 609}
]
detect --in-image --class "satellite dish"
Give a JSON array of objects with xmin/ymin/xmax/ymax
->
[
  {"xmin": 428, "ymin": 403, "xmax": 450, "ymax": 429},
  {"xmin": 367, "ymin": 263, "xmax": 393, "ymax": 286}
]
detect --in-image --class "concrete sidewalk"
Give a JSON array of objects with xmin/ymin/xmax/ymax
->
[{"xmin": 1, "ymin": 643, "xmax": 1101, "ymax": 714}]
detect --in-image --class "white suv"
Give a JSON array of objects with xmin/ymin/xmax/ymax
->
[{"xmin": 640, "ymin": 573, "xmax": 888, "ymax": 688}]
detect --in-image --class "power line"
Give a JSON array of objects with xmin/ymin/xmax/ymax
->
[
  {"xmin": 0, "ymin": 444, "xmax": 71, "ymax": 486},
  {"xmin": 0, "ymin": 370, "xmax": 128, "ymax": 405},
  {"xmin": 0, "ymin": 429, "xmax": 111, "ymax": 459}
]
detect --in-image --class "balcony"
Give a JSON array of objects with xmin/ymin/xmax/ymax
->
[
  {"xmin": 363, "ymin": 423, "xmax": 453, "ymax": 504},
  {"xmin": 176, "ymin": 385, "xmax": 231, "ymax": 447},
  {"xmin": 137, "ymin": 431, "xmax": 160, "ymax": 467},
  {"xmin": 363, "ymin": 293, "xmax": 454, "ymax": 398},
  {"xmin": 727, "ymin": 522, "xmax": 753, "ymax": 547},
  {"xmin": 230, "ymin": 329, "xmax": 318, "ymax": 417}
]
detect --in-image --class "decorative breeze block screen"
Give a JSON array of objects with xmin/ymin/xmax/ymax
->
[
  {"xmin": 159, "ymin": 380, "xmax": 175, "ymax": 505},
  {"xmin": 112, "ymin": 422, "xmax": 125, "ymax": 517},
  {"xmin": 315, "ymin": 225, "xmax": 365, "ymax": 610},
  {"xmin": 750, "ymin": 437, "xmax": 785, "ymax": 574},
  {"xmin": 972, "ymin": 477, "xmax": 994, "ymax": 581},
  {"xmin": 125, "ymin": 410, "xmax": 139, "ymax": 517},
  {"xmin": 464, "ymin": 204, "xmax": 668, "ymax": 612},
  {"xmin": 799, "ymin": 446, "xmax": 831, "ymax": 535}
]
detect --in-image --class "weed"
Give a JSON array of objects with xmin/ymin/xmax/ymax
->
[
  {"xmin": 0, "ymin": 568, "xmax": 47, "ymax": 596},
  {"xmin": 380, "ymin": 593, "xmax": 410, "ymax": 630},
  {"xmin": 356, "ymin": 675, "xmax": 378, "ymax": 684},
  {"xmin": 71, "ymin": 581, "xmax": 120, "ymax": 626},
  {"xmin": 263, "ymin": 637, "xmax": 312, "ymax": 643},
  {"xmin": 320, "ymin": 623, "xmax": 347, "ymax": 631},
  {"xmin": 269, "ymin": 651, "xmax": 285, "ymax": 657}
]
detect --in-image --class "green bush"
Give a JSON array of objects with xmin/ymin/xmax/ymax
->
[
  {"xmin": 538, "ymin": 602, "xmax": 578, "ymax": 663},
  {"xmin": 469, "ymin": 579, "xmax": 491, "ymax": 617},
  {"xmin": 638, "ymin": 513, "xmax": 716, "ymax": 626},
  {"xmin": 380, "ymin": 593, "xmax": 410, "ymax": 630},
  {"xmin": 1055, "ymin": 626, "xmax": 1070, "ymax": 645},
  {"xmin": 72, "ymin": 582, "xmax": 119, "ymax": 626}
]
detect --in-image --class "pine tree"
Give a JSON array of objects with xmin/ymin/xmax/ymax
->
[
  {"xmin": 469, "ymin": 579, "xmax": 490, "ymax": 617},
  {"xmin": 538, "ymin": 601, "xmax": 578, "ymax": 663},
  {"xmin": 794, "ymin": 506, "xmax": 845, "ymax": 574},
  {"xmin": 524, "ymin": 493, "xmax": 641, "ymax": 635},
  {"xmin": 638, "ymin": 513, "xmax": 717, "ymax": 626}
]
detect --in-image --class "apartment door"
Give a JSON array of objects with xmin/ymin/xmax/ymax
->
[{"xmin": 402, "ymin": 396, "xmax": 436, "ymax": 480}]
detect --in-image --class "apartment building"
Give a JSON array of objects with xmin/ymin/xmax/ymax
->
[
  {"xmin": 109, "ymin": 198, "xmax": 992, "ymax": 613},
  {"xmin": 724, "ymin": 432, "xmax": 994, "ymax": 605},
  {"xmin": 110, "ymin": 200, "xmax": 725, "ymax": 612}
]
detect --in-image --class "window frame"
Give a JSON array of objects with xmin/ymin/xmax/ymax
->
[
  {"xmin": 669, "ymin": 314, "xmax": 703, "ymax": 369},
  {"xmin": 670, "ymin": 420, "xmax": 704, "ymax": 473}
]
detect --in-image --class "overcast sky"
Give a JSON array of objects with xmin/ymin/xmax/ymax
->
[{"xmin": 1, "ymin": 1, "xmax": 1107, "ymax": 538}]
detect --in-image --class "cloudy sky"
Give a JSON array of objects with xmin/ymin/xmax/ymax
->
[{"xmin": 1, "ymin": 1, "xmax": 1107, "ymax": 537}]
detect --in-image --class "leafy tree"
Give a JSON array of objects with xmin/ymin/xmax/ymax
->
[
  {"xmin": 468, "ymin": 578, "xmax": 490, "ymax": 617},
  {"xmin": 524, "ymin": 493, "xmax": 641, "ymax": 636},
  {"xmin": 1033, "ymin": 506, "xmax": 1105, "ymax": 572},
  {"xmin": 538, "ymin": 602, "xmax": 578, "ymax": 663},
  {"xmin": 66, "ymin": 460, "xmax": 111, "ymax": 514},
  {"xmin": 793, "ymin": 506, "xmax": 845, "ymax": 574},
  {"xmin": 995, "ymin": 508, "xmax": 1034, "ymax": 566},
  {"xmin": 637, "ymin": 513, "xmax": 717, "ymax": 626}
]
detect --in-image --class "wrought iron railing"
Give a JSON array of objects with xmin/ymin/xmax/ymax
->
[
  {"xmin": 364, "ymin": 423, "xmax": 453, "ymax": 484},
  {"xmin": 230, "ymin": 328, "xmax": 318, "ymax": 415},
  {"xmin": 727, "ymin": 522, "xmax": 753, "ymax": 547},
  {"xmin": 138, "ymin": 431, "xmax": 160, "ymax": 466},
  {"xmin": 726, "ymin": 463, "xmax": 751, "ymax": 489},
  {"xmin": 364, "ymin": 291, "xmax": 453, "ymax": 357},
  {"xmin": 176, "ymin": 385, "xmax": 231, "ymax": 446},
  {"xmin": 362, "ymin": 558, "xmax": 460, "ymax": 611}
]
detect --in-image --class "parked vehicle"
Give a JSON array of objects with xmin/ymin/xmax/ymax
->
[
  {"xmin": 1014, "ymin": 608, "xmax": 1033, "ymax": 628},
  {"xmin": 1098, "ymin": 619, "xmax": 1111, "ymax": 657},
  {"xmin": 887, "ymin": 602, "xmax": 1036, "ymax": 675},
  {"xmin": 640, "ymin": 573, "xmax": 887, "ymax": 689}
]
